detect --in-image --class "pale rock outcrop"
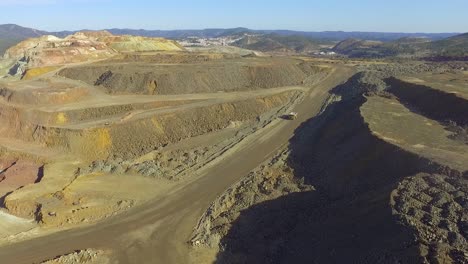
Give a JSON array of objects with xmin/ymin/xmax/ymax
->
[{"xmin": 2, "ymin": 31, "xmax": 185, "ymax": 76}]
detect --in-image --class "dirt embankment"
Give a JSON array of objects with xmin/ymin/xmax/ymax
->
[
  {"xmin": 0, "ymin": 80, "xmax": 92, "ymax": 140},
  {"xmin": 58, "ymin": 58, "xmax": 328, "ymax": 95},
  {"xmin": 101, "ymin": 52, "xmax": 240, "ymax": 64},
  {"xmin": 44, "ymin": 99, "xmax": 196, "ymax": 125},
  {"xmin": 0, "ymin": 157, "xmax": 43, "ymax": 199},
  {"xmin": 0, "ymin": 88, "xmax": 302, "ymax": 230},
  {"xmin": 191, "ymin": 72, "xmax": 467, "ymax": 263},
  {"xmin": 41, "ymin": 249, "xmax": 111, "ymax": 264},
  {"xmin": 76, "ymin": 90, "xmax": 300, "ymax": 181},
  {"xmin": 34, "ymin": 91, "xmax": 300, "ymax": 160},
  {"xmin": 0, "ymin": 103, "xmax": 40, "ymax": 141},
  {"xmin": 0, "ymin": 83, "xmax": 89, "ymax": 105},
  {"xmin": 0, "ymin": 93, "xmax": 198, "ymax": 140},
  {"xmin": 0, "ymin": 100, "xmax": 74, "ymax": 141},
  {"xmin": 386, "ymin": 77, "xmax": 468, "ymax": 127},
  {"xmin": 385, "ymin": 77, "xmax": 468, "ymax": 144}
]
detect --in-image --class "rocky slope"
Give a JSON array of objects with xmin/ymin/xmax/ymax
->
[
  {"xmin": 3, "ymin": 34, "xmax": 115, "ymax": 70},
  {"xmin": 190, "ymin": 66, "xmax": 468, "ymax": 263},
  {"xmin": 98, "ymin": 34, "xmax": 184, "ymax": 52},
  {"xmin": 1, "ymin": 31, "xmax": 184, "ymax": 77},
  {"xmin": 58, "ymin": 58, "xmax": 328, "ymax": 95},
  {"xmin": 33, "ymin": 91, "xmax": 301, "ymax": 160},
  {"xmin": 42, "ymin": 249, "xmax": 111, "ymax": 264}
]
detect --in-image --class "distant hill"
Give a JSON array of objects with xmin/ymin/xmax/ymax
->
[
  {"xmin": 0, "ymin": 24, "xmax": 45, "ymax": 39},
  {"xmin": 332, "ymin": 37, "xmax": 422, "ymax": 58},
  {"xmin": 332, "ymin": 33, "xmax": 468, "ymax": 59},
  {"xmin": 0, "ymin": 24, "xmax": 459, "ymax": 41},
  {"xmin": 0, "ymin": 24, "xmax": 463, "ymax": 57},
  {"xmin": 429, "ymin": 33, "xmax": 468, "ymax": 58},
  {"xmin": 233, "ymin": 34, "xmax": 332, "ymax": 54},
  {"xmin": 258, "ymin": 30, "xmax": 456, "ymax": 42},
  {"xmin": 332, "ymin": 39, "xmax": 384, "ymax": 57},
  {"xmin": 100, "ymin": 28, "xmax": 457, "ymax": 42},
  {"xmin": 0, "ymin": 24, "xmax": 47, "ymax": 55},
  {"xmin": 102, "ymin": 28, "xmax": 256, "ymax": 39}
]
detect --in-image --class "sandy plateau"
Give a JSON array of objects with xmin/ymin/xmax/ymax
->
[{"xmin": 0, "ymin": 31, "xmax": 466, "ymax": 264}]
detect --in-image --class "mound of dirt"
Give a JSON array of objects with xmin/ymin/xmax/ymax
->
[
  {"xmin": 42, "ymin": 249, "xmax": 111, "ymax": 264},
  {"xmin": 392, "ymin": 173, "xmax": 468, "ymax": 263},
  {"xmin": 331, "ymin": 70, "xmax": 389, "ymax": 98},
  {"xmin": 386, "ymin": 77, "xmax": 468, "ymax": 127},
  {"xmin": 59, "ymin": 58, "xmax": 327, "ymax": 95},
  {"xmin": 0, "ymin": 80, "xmax": 90, "ymax": 105},
  {"xmin": 190, "ymin": 150, "xmax": 313, "ymax": 249},
  {"xmin": 102, "ymin": 51, "xmax": 239, "ymax": 64},
  {"xmin": 78, "ymin": 144, "xmax": 220, "ymax": 181},
  {"xmin": 191, "ymin": 71, "xmax": 467, "ymax": 263},
  {"xmin": 98, "ymin": 35, "xmax": 184, "ymax": 53},
  {"xmin": 357, "ymin": 61, "xmax": 458, "ymax": 77}
]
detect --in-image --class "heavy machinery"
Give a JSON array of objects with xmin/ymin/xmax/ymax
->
[{"xmin": 284, "ymin": 112, "xmax": 298, "ymax": 120}]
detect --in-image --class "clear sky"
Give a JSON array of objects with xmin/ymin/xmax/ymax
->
[{"xmin": 0, "ymin": 0, "xmax": 466, "ymax": 33}]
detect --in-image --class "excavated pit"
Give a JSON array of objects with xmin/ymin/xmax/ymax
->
[{"xmin": 0, "ymin": 57, "xmax": 330, "ymax": 161}]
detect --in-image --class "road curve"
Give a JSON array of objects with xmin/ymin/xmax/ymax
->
[{"xmin": 0, "ymin": 65, "xmax": 354, "ymax": 264}]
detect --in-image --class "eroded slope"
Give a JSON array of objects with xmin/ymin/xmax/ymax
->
[
  {"xmin": 58, "ymin": 58, "xmax": 328, "ymax": 95},
  {"xmin": 191, "ymin": 69, "xmax": 468, "ymax": 264}
]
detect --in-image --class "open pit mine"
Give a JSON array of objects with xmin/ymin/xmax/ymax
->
[{"xmin": 0, "ymin": 30, "xmax": 466, "ymax": 264}]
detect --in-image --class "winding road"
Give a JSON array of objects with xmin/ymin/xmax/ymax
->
[{"xmin": 0, "ymin": 65, "xmax": 354, "ymax": 264}]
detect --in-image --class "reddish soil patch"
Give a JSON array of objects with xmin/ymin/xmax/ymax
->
[{"xmin": 0, "ymin": 159, "xmax": 43, "ymax": 198}]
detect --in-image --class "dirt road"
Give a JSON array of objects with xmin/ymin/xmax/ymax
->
[{"xmin": 0, "ymin": 65, "xmax": 354, "ymax": 264}]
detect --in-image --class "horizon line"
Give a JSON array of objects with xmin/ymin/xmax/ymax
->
[{"xmin": 1, "ymin": 23, "xmax": 463, "ymax": 35}]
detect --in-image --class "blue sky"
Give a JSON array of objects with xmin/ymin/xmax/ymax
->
[{"xmin": 0, "ymin": 0, "xmax": 466, "ymax": 33}]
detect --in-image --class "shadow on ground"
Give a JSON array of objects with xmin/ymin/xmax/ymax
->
[
  {"xmin": 386, "ymin": 77, "xmax": 468, "ymax": 126},
  {"xmin": 214, "ymin": 74, "xmax": 450, "ymax": 263}
]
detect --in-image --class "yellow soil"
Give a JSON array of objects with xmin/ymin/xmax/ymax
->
[
  {"xmin": 23, "ymin": 66, "xmax": 61, "ymax": 80},
  {"xmin": 55, "ymin": 113, "xmax": 68, "ymax": 125}
]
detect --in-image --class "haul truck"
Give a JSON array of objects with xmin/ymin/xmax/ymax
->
[{"xmin": 285, "ymin": 112, "xmax": 298, "ymax": 120}]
